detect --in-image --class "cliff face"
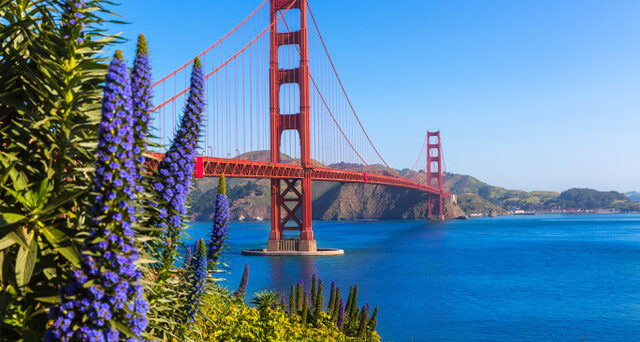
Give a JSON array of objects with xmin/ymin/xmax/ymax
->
[
  {"xmin": 313, "ymin": 183, "xmax": 463, "ymax": 220},
  {"xmin": 189, "ymin": 179, "xmax": 464, "ymax": 221}
]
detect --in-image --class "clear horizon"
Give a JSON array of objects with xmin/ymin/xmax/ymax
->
[{"xmin": 109, "ymin": 0, "xmax": 640, "ymax": 193}]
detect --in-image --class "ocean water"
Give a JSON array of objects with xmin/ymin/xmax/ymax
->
[{"xmin": 185, "ymin": 214, "xmax": 640, "ymax": 341}]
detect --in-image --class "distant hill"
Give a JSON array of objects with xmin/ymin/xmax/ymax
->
[
  {"xmin": 447, "ymin": 173, "xmax": 639, "ymax": 214},
  {"xmin": 187, "ymin": 161, "xmax": 638, "ymax": 221},
  {"xmin": 626, "ymin": 191, "xmax": 640, "ymax": 202},
  {"xmin": 447, "ymin": 173, "xmax": 559, "ymax": 211}
]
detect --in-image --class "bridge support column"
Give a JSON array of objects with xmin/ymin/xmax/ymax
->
[
  {"xmin": 266, "ymin": 0, "xmax": 317, "ymax": 252},
  {"xmin": 427, "ymin": 131, "xmax": 445, "ymax": 221}
]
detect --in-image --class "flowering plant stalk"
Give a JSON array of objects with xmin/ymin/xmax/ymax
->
[
  {"xmin": 183, "ymin": 246, "xmax": 192, "ymax": 268},
  {"xmin": 152, "ymin": 58, "xmax": 204, "ymax": 280},
  {"xmin": 337, "ymin": 299, "xmax": 345, "ymax": 331},
  {"xmin": 184, "ymin": 238, "xmax": 207, "ymax": 323},
  {"xmin": 233, "ymin": 263, "xmax": 249, "ymax": 298},
  {"xmin": 130, "ymin": 34, "xmax": 152, "ymax": 182},
  {"xmin": 207, "ymin": 174, "xmax": 229, "ymax": 269},
  {"xmin": 46, "ymin": 50, "xmax": 148, "ymax": 341}
]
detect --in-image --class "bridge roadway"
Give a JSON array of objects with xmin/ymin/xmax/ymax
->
[{"xmin": 148, "ymin": 152, "xmax": 450, "ymax": 197}]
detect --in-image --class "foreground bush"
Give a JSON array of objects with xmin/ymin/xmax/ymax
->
[{"xmin": 190, "ymin": 290, "xmax": 380, "ymax": 342}]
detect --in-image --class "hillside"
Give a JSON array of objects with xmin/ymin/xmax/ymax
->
[
  {"xmin": 189, "ymin": 179, "xmax": 463, "ymax": 221},
  {"xmin": 626, "ymin": 191, "xmax": 640, "ymax": 202},
  {"xmin": 447, "ymin": 174, "xmax": 639, "ymax": 214},
  {"xmin": 188, "ymin": 167, "xmax": 638, "ymax": 221}
]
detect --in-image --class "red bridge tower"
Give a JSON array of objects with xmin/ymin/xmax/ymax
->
[
  {"xmin": 427, "ymin": 131, "xmax": 445, "ymax": 220},
  {"xmin": 267, "ymin": 0, "xmax": 316, "ymax": 252}
]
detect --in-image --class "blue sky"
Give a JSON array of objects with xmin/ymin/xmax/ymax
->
[{"xmin": 109, "ymin": 1, "xmax": 640, "ymax": 192}]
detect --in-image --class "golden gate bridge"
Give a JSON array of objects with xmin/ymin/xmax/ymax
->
[{"xmin": 149, "ymin": 0, "xmax": 450, "ymax": 253}]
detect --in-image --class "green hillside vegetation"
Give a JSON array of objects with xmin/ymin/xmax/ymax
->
[
  {"xmin": 448, "ymin": 173, "xmax": 639, "ymax": 214},
  {"xmin": 546, "ymin": 188, "xmax": 638, "ymax": 211},
  {"xmin": 456, "ymin": 193, "xmax": 506, "ymax": 216},
  {"xmin": 625, "ymin": 191, "xmax": 640, "ymax": 202},
  {"xmin": 189, "ymin": 172, "xmax": 638, "ymax": 221}
]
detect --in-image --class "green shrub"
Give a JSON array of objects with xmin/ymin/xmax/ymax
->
[{"xmin": 190, "ymin": 290, "xmax": 380, "ymax": 342}]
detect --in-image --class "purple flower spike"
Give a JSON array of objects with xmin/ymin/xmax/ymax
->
[
  {"xmin": 130, "ymin": 34, "xmax": 153, "ymax": 181},
  {"xmin": 233, "ymin": 263, "xmax": 249, "ymax": 299},
  {"xmin": 185, "ymin": 238, "xmax": 207, "ymax": 323},
  {"xmin": 337, "ymin": 298, "xmax": 345, "ymax": 330},
  {"xmin": 152, "ymin": 58, "xmax": 204, "ymax": 277},
  {"xmin": 46, "ymin": 51, "xmax": 148, "ymax": 341},
  {"xmin": 60, "ymin": 0, "xmax": 86, "ymax": 44},
  {"xmin": 207, "ymin": 175, "xmax": 229, "ymax": 268}
]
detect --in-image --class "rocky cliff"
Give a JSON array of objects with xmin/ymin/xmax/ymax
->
[{"xmin": 189, "ymin": 179, "xmax": 464, "ymax": 222}]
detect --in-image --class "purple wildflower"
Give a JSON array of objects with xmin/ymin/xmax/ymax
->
[
  {"xmin": 337, "ymin": 298, "xmax": 345, "ymax": 330},
  {"xmin": 60, "ymin": 0, "xmax": 86, "ymax": 44},
  {"xmin": 233, "ymin": 263, "xmax": 249, "ymax": 298},
  {"xmin": 130, "ymin": 34, "xmax": 152, "ymax": 180},
  {"xmin": 46, "ymin": 51, "xmax": 148, "ymax": 341},
  {"xmin": 185, "ymin": 238, "xmax": 207, "ymax": 323},
  {"xmin": 151, "ymin": 58, "xmax": 204, "ymax": 278},
  {"xmin": 207, "ymin": 175, "xmax": 229, "ymax": 268},
  {"xmin": 183, "ymin": 246, "xmax": 192, "ymax": 268}
]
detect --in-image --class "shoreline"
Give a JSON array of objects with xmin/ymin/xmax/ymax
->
[{"xmin": 189, "ymin": 211, "xmax": 640, "ymax": 224}]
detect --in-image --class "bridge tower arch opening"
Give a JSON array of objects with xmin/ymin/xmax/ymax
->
[{"xmin": 268, "ymin": 0, "xmax": 316, "ymax": 252}]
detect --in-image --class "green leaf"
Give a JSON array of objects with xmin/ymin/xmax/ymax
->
[
  {"xmin": 56, "ymin": 245, "xmax": 81, "ymax": 267},
  {"xmin": 7, "ymin": 230, "xmax": 28, "ymax": 249},
  {"xmin": 0, "ymin": 235, "xmax": 16, "ymax": 250},
  {"xmin": 0, "ymin": 251, "xmax": 4, "ymax": 283},
  {"xmin": 0, "ymin": 212, "xmax": 27, "ymax": 228},
  {"xmin": 38, "ymin": 190, "xmax": 82, "ymax": 215},
  {"xmin": 15, "ymin": 236, "xmax": 37, "ymax": 294},
  {"xmin": 110, "ymin": 319, "xmax": 139, "ymax": 339},
  {"xmin": 40, "ymin": 226, "xmax": 80, "ymax": 266},
  {"xmin": 34, "ymin": 296, "xmax": 60, "ymax": 304}
]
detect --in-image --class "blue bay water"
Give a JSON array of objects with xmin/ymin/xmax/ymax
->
[{"xmin": 185, "ymin": 214, "xmax": 640, "ymax": 341}]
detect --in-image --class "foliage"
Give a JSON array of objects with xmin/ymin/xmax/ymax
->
[
  {"xmin": 1, "ymin": 2, "xmax": 385, "ymax": 341},
  {"xmin": 548, "ymin": 188, "xmax": 638, "ymax": 211},
  {"xmin": 286, "ymin": 277, "xmax": 379, "ymax": 341},
  {"xmin": 250, "ymin": 290, "xmax": 280, "ymax": 312},
  {"xmin": 449, "ymin": 174, "xmax": 639, "ymax": 213},
  {"xmin": 0, "ymin": 0, "xmax": 120, "ymax": 339},
  {"xmin": 190, "ymin": 290, "xmax": 380, "ymax": 342}
]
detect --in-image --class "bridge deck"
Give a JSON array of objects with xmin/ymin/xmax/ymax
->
[{"xmin": 148, "ymin": 153, "xmax": 450, "ymax": 197}]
